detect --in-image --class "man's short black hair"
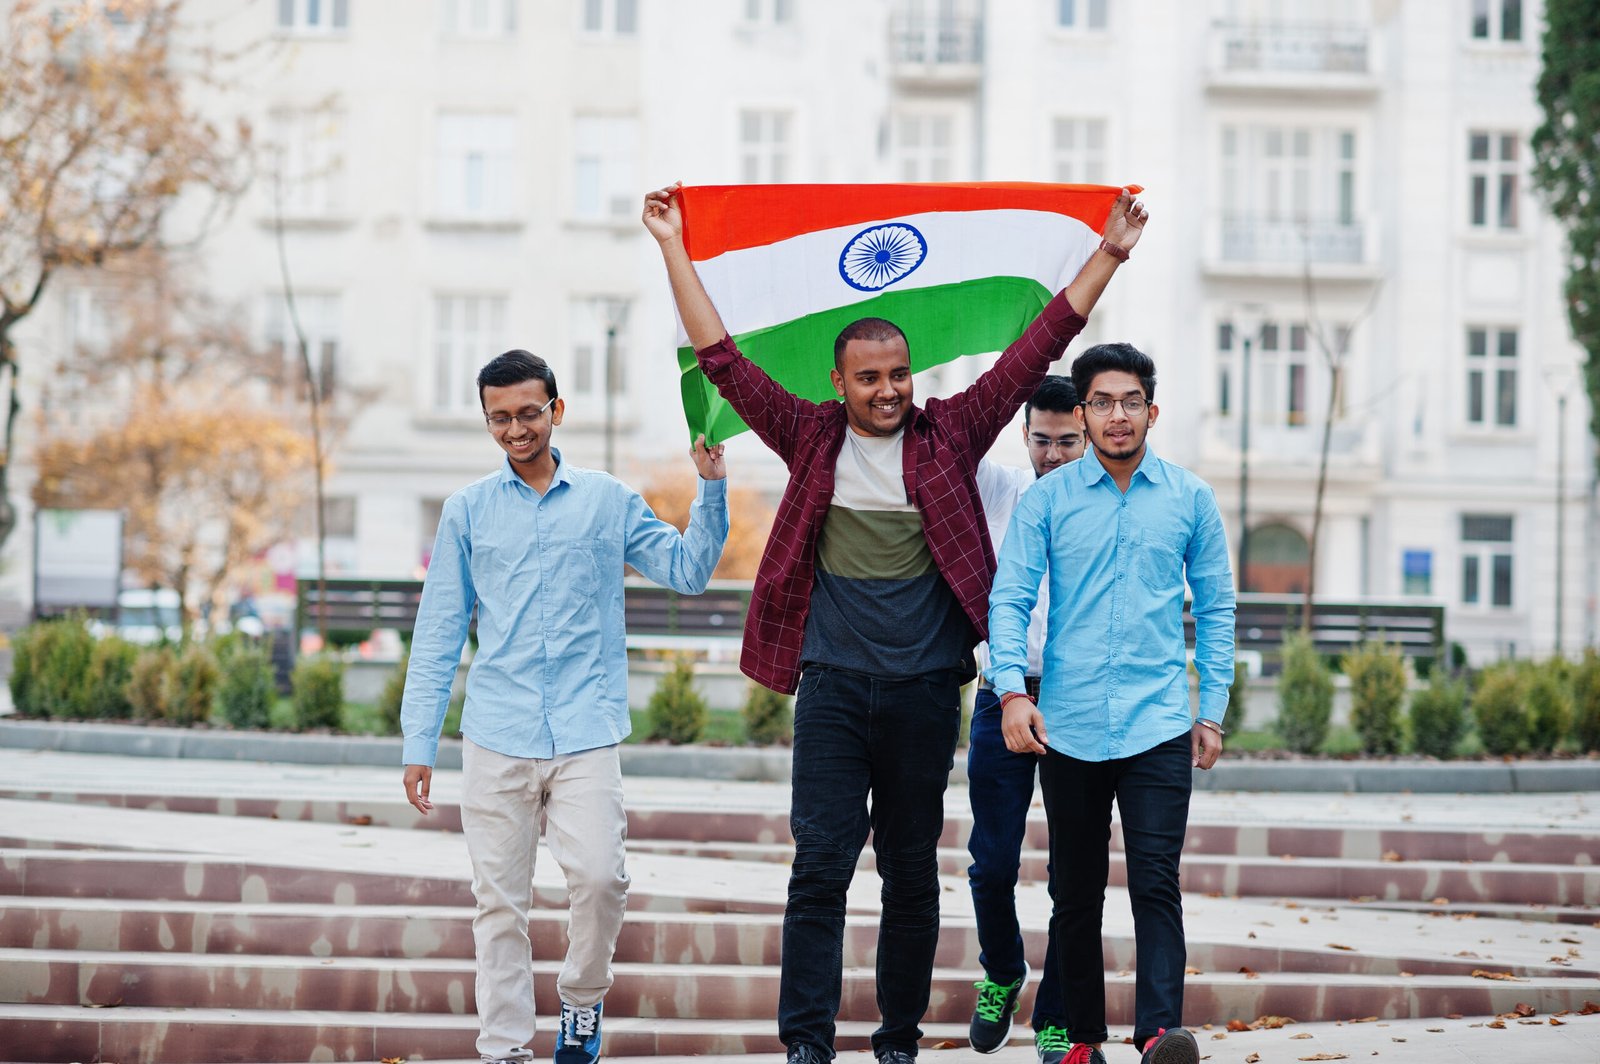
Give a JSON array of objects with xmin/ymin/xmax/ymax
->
[
  {"xmin": 1070, "ymin": 342, "xmax": 1156, "ymax": 404},
  {"xmin": 1025, "ymin": 375, "xmax": 1079, "ymax": 424},
  {"xmin": 477, "ymin": 349, "xmax": 558, "ymax": 409},
  {"xmin": 833, "ymin": 317, "xmax": 910, "ymax": 371}
]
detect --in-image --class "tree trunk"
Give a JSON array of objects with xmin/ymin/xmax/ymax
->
[{"xmin": 1302, "ymin": 364, "xmax": 1342, "ymax": 631}]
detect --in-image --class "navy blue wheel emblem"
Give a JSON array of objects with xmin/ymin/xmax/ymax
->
[{"xmin": 838, "ymin": 223, "xmax": 927, "ymax": 292}]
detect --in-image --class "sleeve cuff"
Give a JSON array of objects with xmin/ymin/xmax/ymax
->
[
  {"xmin": 696, "ymin": 475, "xmax": 729, "ymax": 500},
  {"xmin": 402, "ymin": 736, "xmax": 440, "ymax": 767}
]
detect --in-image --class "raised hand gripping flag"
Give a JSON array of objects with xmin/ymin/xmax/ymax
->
[{"xmin": 674, "ymin": 182, "xmax": 1137, "ymax": 444}]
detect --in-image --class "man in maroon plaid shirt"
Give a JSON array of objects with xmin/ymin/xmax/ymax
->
[{"xmin": 645, "ymin": 183, "xmax": 1148, "ymax": 1064}]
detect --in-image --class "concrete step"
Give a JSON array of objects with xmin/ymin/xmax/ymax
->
[
  {"xmin": 7, "ymin": 787, "xmax": 1596, "ymax": 864},
  {"xmin": 0, "ymin": 1003, "xmax": 997, "ymax": 1062}
]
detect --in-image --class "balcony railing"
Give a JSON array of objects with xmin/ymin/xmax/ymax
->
[
  {"xmin": 1220, "ymin": 214, "xmax": 1365, "ymax": 265},
  {"xmin": 1215, "ymin": 19, "xmax": 1370, "ymax": 76},
  {"xmin": 889, "ymin": 11, "xmax": 982, "ymax": 67}
]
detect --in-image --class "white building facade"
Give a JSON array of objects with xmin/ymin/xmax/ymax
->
[{"xmin": 9, "ymin": 0, "xmax": 1593, "ymax": 663}]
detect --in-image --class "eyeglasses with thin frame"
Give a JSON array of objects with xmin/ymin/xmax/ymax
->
[
  {"xmin": 1083, "ymin": 395, "xmax": 1148, "ymax": 417},
  {"xmin": 1027, "ymin": 434, "xmax": 1083, "ymax": 451},
  {"xmin": 485, "ymin": 396, "xmax": 555, "ymax": 431}
]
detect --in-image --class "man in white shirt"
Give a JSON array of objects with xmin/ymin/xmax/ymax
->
[{"xmin": 968, "ymin": 375, "xmax": 1084, "ymax": 1063}]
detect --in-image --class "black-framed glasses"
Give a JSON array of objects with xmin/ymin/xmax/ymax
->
[
  {"xmin": 1083, "ymin": 395, "xmax": 1148, "ymax": 417},
  {"xmin": 485, "ymin": 397, "xmax": 555, "ymax": 431}
]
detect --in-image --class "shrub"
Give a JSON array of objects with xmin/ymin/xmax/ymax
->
[
  {"xmin": 126, "ymin": 646, "xmax": 175, "ymax": 721},
  {"xmin": 12, "ymin": 618, "xmax": 95, "ymax": 719},
  {"xmin": 1573, "ymin": 650, "xmax": 1600, "ymax": 753},
  {"xmin": 742, "ymin": 682, "xmax": 792, "ymax": 745},
  {"xmin": 1224, "ymin": 661, "xmax": 1249, "ymax": 734},
  {"xmin": 216, "ymin": 647, "xmax": 277, "ymax": 730},
  {"xmin": 1525, "ymin": 664, "xmax": 1573, "ymax": 754},
  {"xmin": 1343, "ymin": 640, "xmax": 1407, "ymax": 756},
  {"xmin": 84, "ymin": 636, "xmax": 138, "ymax": 719},
  {"xmin": 1277, "ymin": 632, "xmax": 1333, "ymax": 754},
  {"xmin": 1471, "ymin": 666, "xmax": 1528, "ymax": 757},
  {"xmin": 168, "ymin": 644, "xmax": 220, "ymax": 725},
  {"xmin": 376, "ymin": 652, "xmax": 408, "ymax": 736},
  {"xmin": 1409, "ymin": 675, "xmax": 1468, "ymax": 758},
  {"xmin": 292, "ymin": 655, "xmax": 345, "ymax": 731},
  {"xmin": 645, "ymin": 656, "xmax": 707, "ymax": 744}
]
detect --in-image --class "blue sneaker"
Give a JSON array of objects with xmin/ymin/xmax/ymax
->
[{"xmin": 553, "ymin": 1000, "xmax": 602, "ymax": 1064}]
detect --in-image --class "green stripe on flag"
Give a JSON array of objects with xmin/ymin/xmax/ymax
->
[{"xmin": 676, "ymin": 276, "xmax": 1053, "ymax": 444}]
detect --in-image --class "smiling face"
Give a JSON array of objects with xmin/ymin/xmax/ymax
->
[
  {"xmin": 1023, "ymin": 407, "xmax": 1086, "ymax": 477},
  {"xmin": 831, "ymin": 336, "xmax": 914, "ymax": 437},
  {"xmin": 482, "ymin": 378, "xmax": 563, "ymax": 472},
  {"xmin": 1076, "ymin": 369, "xmax": 1158, "ymax": 465}
]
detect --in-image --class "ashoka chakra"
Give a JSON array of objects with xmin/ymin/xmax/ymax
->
[{"xmin": 838, "ymin": 223, "xmax": 927, "ymax": 292}]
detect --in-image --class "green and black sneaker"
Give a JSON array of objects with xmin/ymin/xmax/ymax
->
[
  {"xmin": 968, "ymin": 964, "xmax": 1029, "ymax": 1053},
  {"xmin": 1033, "ymin": 1025, "xmax": 1075, "ymax": 1064}
]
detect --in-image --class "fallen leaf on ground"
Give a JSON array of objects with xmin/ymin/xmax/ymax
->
[
  {"xmin": 1581, "ymin": 1001, "xmax": 1600, "ymax": 1015},
  {"xmin": 1299, "ymin": 916, "xmax": 1310, "ymax": 924},
  {"xmin": 1486, "ymin": 1020, "xmax": 1506, "ymax": 1029},
  {"xmin": 1239, "ymin": 966, "xmax": 1259, "ymax": 979},
  {"xmin": 1559, "ymin": 936, "xmax": 1581, "ymax": 944},
  {"xmin": 1426, "ymin": 1029, "xmax": 1443, "ymax": 1033},
  {"xmin": 1512, "ymin": 1003, "xmax": 1536, "ymax": 1017},
  {"xmin": 380, "ymin": 1058, "xmax": 404, "ymax": 1064},
  {"xmin": 1391, "ymin": 1038, "xmax": 1406, "ymax": 1043},
  {"xmin": 1251, "ymin": 1016, "xmax": 1297, "ymax": 1029},
  {"xmin": 1327, "ymin": 943, "xmax": 1356, "ymax": 951},
  {"xmin": 1551, "ymin": 1018, "xmax": 1565, "ymax": 1026},
  {"xmin": 1245, "ymin": 1054, "xmax": 1260, "ymax": 1063},
  {"xmin": 1227, "ymin": 1020, "xmax": 1251, "ymax": 1032},
  {"xmin": 1517, "ymin": 1019, "xmax": 1543, "ymax": 1026},
  {"xmin": 1399, "ymin": 971, "xmax": 1414, "ymax": 978},
  {"xmin": 1446, "ymin": 1014, "xmax": 1463, "ymax": 1020},
  {"xmin": 1211, "ymin": 1033, "xmax": 1226, "ymax": 1040},
  {"xmin": 347, "ymin": 814, "xmax": 373, "ymax": 825},
  {"xmin": 1248, "ymin": 931, "xmax": 1257, "ymax": 939},
  {"xmin": 1454, "ymin": 950, "xmax": 1479, "ymax": 958},
  {"xmin": 1291, "ymin": 1032, "xmax": 1312, "ymax": 1039},
  {"xmin": 1348, "ymin": 1016, "xmax": 1378, "ymax": 1023},
  {"xmin": 1186, "ymin": 966, "xmax": 1205, "ymax": 974},
  {"xmin": 930, "ymin": 1041, "xmax": 957, "ymax": 1050},
  {"xmin": 1381, "ymin": 850, "xmax": 1402, "ymax": 862},
  {"xmin": 1471, "ymin": 969, "xmax": 1522, "ymax": 981},
  {"xmin": 1430, "ymin": 897, "xmax": 1449, "ymax": 905},
  {"xmin": 1298, "ymin": 1054, "xmax": 1348, "ymax": 1061},
  {"xmin": 87, "ymin": 999, "xmax": 123, "ymax": 1009}
]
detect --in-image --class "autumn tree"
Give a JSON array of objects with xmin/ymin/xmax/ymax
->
[
  {"xmin": 1532, "ymin": 0, "xmax": 1600, "ymax": 461},
  {"xmin": 641, "ymin": 464, "xmax": 773, "ymax": 581},
  {"xmin": 0, "ymin": 0, "xmax": 250, "ymax": 549}
]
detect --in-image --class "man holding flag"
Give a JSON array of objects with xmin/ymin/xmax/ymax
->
[{"xmin": 643, "ymin": 181, "xmax": 1146, "ymax": 1064}]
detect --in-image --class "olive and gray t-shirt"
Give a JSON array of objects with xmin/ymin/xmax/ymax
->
[{"xmin": 799, "ymin": 427, "xmax": 974, "ymax": 677}]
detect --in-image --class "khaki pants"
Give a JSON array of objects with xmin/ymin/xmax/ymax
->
[{"xmin": 461, "ymin": 738, "xmax": 630, "ymax": 1062}]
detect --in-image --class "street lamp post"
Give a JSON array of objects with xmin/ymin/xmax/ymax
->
[
  {"xmin": 1556, "ymin": 391, "xmax": 1567, "ymax": 655},
  {"xmin": 1238, "ymin": 333, "xmax": 1252, "ymax": 593},
  {"xmin": 595, "ymin": 298, "xmax": 630, "ymax": 474}
]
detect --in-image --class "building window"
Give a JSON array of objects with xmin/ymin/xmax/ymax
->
[
  {"xmin": 1461, "ymin": 514, "xmax": 1513, "ymax": 608},
  {"xmin": 573, "ymin": 115, "xmax": 639, "ymax": 222},
  {"xmin": 581, "ymin": 0, "xmax": 636, "ymax": 35},
  {"xmin": 435, "ymin": 113, "xmax": 516, "ymax": 220},
  {"xmin": 268, "ymin": 109, "xmax": 345, "ymax": 218},
  {"xmin": 743, "ymin": 0, "xmax": 793, "ymax": 25},
  {"xmin": 1219, "ymin": 123, "xmax": 1363, "ymax": 263},
  {"xmin": 568, "ymin": 298, "xmax": 629, "ymax": 401},
  {"xmin": 432, "ymin": 294, "xmax": 509, "ymax": 414},
  {"xmin": 739, "ymin": 110, "xmax": 791, "ymax": 184},
  {"xmin": 893, "ymin": 112, "xmax": 954, "ymax": 182},
  {"xmin": 264, "ymin": 293, "xmax": 341, "ymax": 403},
  {"xmin": 1465, "ymin": 326, "xmax": 1517, "ymax": 428},
  {"xmin": 1402, "ymin": 549, "xmax": 1433, "ymax": 596},
  {"xmin": 1468, "ymin": 131, "xmax": 1519, "ymax": 230},
  {"xmin": 1051, "ymin": 117, "xmax": 1107, "ymax": 184},
  {"xmin": 277, "ymin": 0, "xmax": 349, "ymax": 34},
  {"xmin": 1470, "ymin": 0, "xmax": 1521, "ymax": 42},
  {"xmin": 441, "ymin": 0, "xmax": 516, "ymax": 37},
  {"xmin": 1057, "ymin": 0, "xmax": 1107, "ymax": 30}
]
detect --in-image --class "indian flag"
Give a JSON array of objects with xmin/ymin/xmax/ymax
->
[{"xmin": 674, "ymin": 182, "xmax": 1135, "ymax": 443}]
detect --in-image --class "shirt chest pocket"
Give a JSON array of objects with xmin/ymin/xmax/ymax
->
[
  {"xmin": 560, "ymin": 543, "xmax": 602, "ymax": 598},
  {"xmin": 1137, "ymin": 527, "xmax": 1186, "ymax": 593}
]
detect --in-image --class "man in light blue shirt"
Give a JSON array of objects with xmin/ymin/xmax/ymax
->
[
  {"xmin": 986, "ymin": 343, "xmax": 1235, "ymax": 1064},
  {"xmin": 401, "ymin": 349, "xmax": 729, "ymax": 1064}
]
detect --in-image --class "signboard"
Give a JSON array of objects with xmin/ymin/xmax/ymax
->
[{"xmin": 33, "ymin": 508, "xmax": 122, "ymax": 618}]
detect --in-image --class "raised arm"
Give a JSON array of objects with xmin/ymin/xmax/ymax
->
[
  {"xmin": 622, "ymin": 434, "xmax": 730, "ymax": 595},
  {"xmin": 1063, "ymin": 188, "xmax": 1148, "ymax": 320},
  {"xmin": 644, "ymin": 182, "xmax": 727, "ymax": 351}
]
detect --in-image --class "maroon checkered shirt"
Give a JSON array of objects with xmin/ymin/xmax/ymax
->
[{"xmin": 696, "ymin": 291, "xmax": 1088, "ymax": 693}]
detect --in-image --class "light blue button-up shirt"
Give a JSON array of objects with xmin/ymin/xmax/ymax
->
[
  {"xmin": 401, "ymin": 449, "xmax": 729, "ymax": 766},
  {"xmin": 986, "ymin": 446, "xmax": 1235, "ymax": 762}
]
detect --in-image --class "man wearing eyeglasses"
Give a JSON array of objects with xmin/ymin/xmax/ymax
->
[
  {"xmin": 986, "ymin": 344, "xmax": 1235, "ymax": 1064},
  {"xmin": 400, "ymin": 349, "xmax": 729, "ymax": 1064},
  {"xmin": 966, "ymin": 374, "xmax": 1082, "ymax": 1062}
]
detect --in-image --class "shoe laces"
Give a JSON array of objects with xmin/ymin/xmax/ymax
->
[
  {"xmin": 562, "ymin": 1002, "xmax": 598, "ymax": 1041},
  {"xmin": 1063, "ymin": 1045, "xmax": 1097, "ymax": 1064},
  {"xmin": 971, "ymin": 974, "xmax": 1021, "ymax": 1022},
  {"xmin": 1037, "ymin": 1027, "xmax": 1072, "ymax": 1053}
]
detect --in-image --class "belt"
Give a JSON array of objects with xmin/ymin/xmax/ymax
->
[{"xmin": 979, "ymin": 676, "xmax": 1042, "ymax": 701}]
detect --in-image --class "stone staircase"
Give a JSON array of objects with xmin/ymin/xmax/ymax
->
[{"xmin": 0, "ymin": 784, "xmax": 1597, "ymax": 1062}]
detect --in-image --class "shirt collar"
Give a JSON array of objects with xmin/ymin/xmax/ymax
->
[
  {"xmin": 1082, "ymin": 444, "xmax": 1164, "ymax": 487},
  {"xmin": 498, "ymin": 447, "xmax": 571, "ymax": 491}
]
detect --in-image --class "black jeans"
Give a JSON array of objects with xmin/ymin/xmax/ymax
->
[
  {"xmin": 778, "ymin": 665, "xmax": 963, "ymax": 1059},
  {"xmin": 1038, "ymin": 731, "xmax": 1192, "ymax": 1047},
  {"xmin": 966, "ymin": 688, "xmax": 1066, "ymax": 1028}
]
